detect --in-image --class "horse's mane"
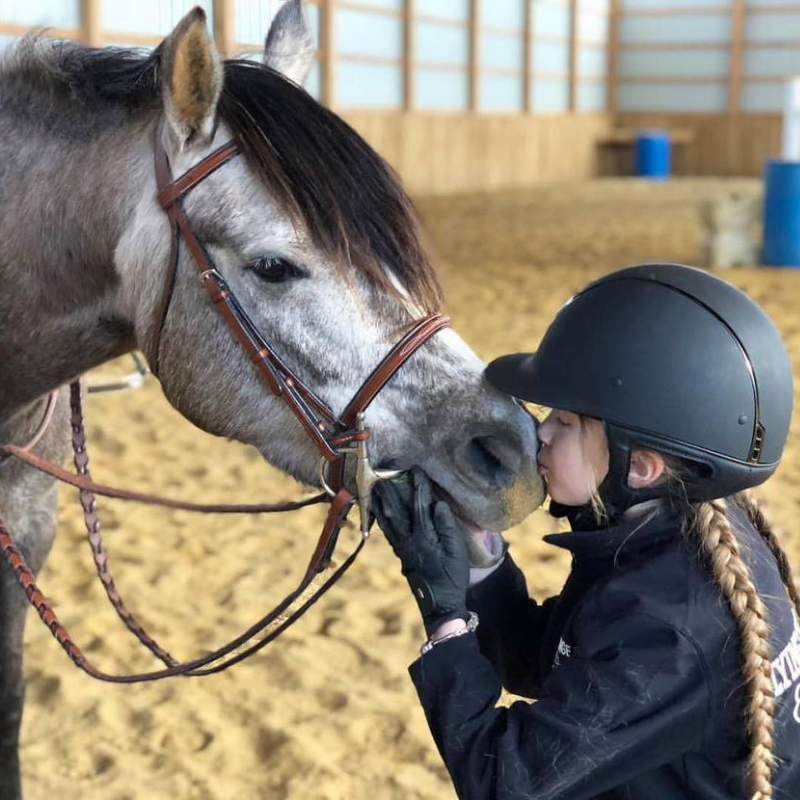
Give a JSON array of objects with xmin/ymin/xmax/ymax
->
[{"xmin": 1, "ymin": 36, "xmax": 441, "ymax": 313}]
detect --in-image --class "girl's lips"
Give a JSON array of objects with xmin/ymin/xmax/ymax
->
[{"xmin": 537, "ymin": 464, "xmax": 548, "ymax": 475}]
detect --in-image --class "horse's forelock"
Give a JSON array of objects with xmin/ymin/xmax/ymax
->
[{"xmin": 217, "ymin": 59, "xmax": 441, "ymax": 314}]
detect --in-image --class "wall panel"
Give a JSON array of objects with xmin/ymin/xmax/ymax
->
[
  {"xmin": 621, "ymin": 0, "xmax": 730, "ymax": 7},
  {"xmin": 616, "ymin": 0, "xmax": 800, "ymax": 117},
  {"xmin": 620, "ymin": 14, "xmax": 731, "ymax": 44},
  {"xmin": 415, "ymin": 0, "xmax": 468, "ymax": 19},
  {"xmin": 479, "ymin": 74, "xmax": 524, "ymax": 111},
  {"xmin": 618, "ymin": 50, "xmax": 730, "ymax": 79},
  {"xmin": 237, "ymin": 0, "xmax": 317, "ymax": 46},
  {"xmin": 532, "ymin": 0, "xmax": 572, "ymax": 112},
  {"xmin": 616, "ymin": 111, "xmax": 781, "ymax": 176},
  {"xmin": 333, "ymin": 4, "xmax": 403, "ymax": 109},
  {"xmin": 101, "ymin": 1, "xmax": 213, "ymax": 37},
  {"xmin": 415, "ymin": 20, "xmax": 468, "ymax": 64},
  {"xmin": 343, "ymin": 111, "xmax": 613, "ymax": 193},
  {"xmin": 0, "ymin": 0, "xmax": 79, "ymax": 27},
  {"xmin": 746, "ymin": 12, "xmax": 800, "ymax": 42},
  {"xmin": 576, "ymin": 0, "xmax": 610, "ymax": 111},
  {"xmin": 415, "ymin": 69, "xmax": 469, "ymax": 110},
  {"xmin": 337, "ymin": 61, "xmax": 403, "ymax": 107}
]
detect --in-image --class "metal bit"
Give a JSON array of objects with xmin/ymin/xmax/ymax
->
[{"xmin": 353, "ymin": 413, "xmax": 404, "ymax": 538}]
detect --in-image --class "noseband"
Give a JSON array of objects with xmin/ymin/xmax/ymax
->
[{"xmin": 0, "ymin": 121, "xmax": 448, "ymax": 683}]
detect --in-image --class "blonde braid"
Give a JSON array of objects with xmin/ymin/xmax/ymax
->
[
  {"xmin": 733, "ymin": 490, "xmax": 800, "ymax": 620},
  {"xmin": 691, "ymin": 499, "xmax": 776, "ymax": 800}
]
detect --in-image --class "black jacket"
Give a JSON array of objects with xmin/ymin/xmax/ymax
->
[{"xmin": 409, "ymin": 503, "xmax": 800, "ymax": 799}]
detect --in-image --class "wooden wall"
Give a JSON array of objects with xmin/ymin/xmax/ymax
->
[
  {"xmin": 615, "ymin": 112, "xmax": 782, "ymax": 177},
  {"xmin": 342, "ymin": 111, "xmax": 613, "ymax": 194}
]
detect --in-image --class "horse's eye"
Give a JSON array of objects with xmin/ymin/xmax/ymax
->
[{"xmin": 245, "ymin": 257, "xmax": 305, "ymax": 283}]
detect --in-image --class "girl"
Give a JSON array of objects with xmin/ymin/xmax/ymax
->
[{"xmin": 374, "ymin": 264, "xmax": 799, "ymax": 799}]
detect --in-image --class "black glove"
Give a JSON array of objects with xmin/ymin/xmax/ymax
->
[{"xmin": 372, "ymin": 467, "xmax": 470, "ymax": 635}]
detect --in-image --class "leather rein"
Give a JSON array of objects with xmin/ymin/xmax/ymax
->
[{"xmin": 0, "ymin": 122, "xmax": 449, "ymax": 683}]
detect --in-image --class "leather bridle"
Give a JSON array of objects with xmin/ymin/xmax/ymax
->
[{"xmin": 0, "ymin": 120, "xmax": 449, "ymax": 683}]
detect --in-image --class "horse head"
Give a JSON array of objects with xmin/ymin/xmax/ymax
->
[{"xmin": 112, "ymin": 1, "xmax": 544, "ymax": 532}]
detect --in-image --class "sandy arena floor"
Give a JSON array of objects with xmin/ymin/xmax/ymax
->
[{"xmin": 18, "ymin": 177, "xmax": 800, "ymax": 800}]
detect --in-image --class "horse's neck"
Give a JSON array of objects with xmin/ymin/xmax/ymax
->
[{"xmin": 0, "ymin": 119, "xmax": 151, "ymax": 420}]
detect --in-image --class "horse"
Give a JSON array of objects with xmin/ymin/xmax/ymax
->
[{"xmin": 0, "ymin": 3, "xmax": 543, "ymax": 796}]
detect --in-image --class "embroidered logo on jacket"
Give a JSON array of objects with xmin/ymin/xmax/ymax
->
[
  {"xmin": 772, "ymin": 618, "xmax": 800, "ymax": 720},
  {"xmin": 553, "ymin": 637, "xmax": 572, "ymax": 667},
  {"xmin": 794, "ymin": 685, "xmax": 800, "ymax": 725}
]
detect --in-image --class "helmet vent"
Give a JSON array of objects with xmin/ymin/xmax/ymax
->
[{"xmin": 749, "ymin": 422, "xmax": 765, "ymax": 463}]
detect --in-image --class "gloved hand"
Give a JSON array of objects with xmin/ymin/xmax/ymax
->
[{"xmin": 372, "ymin": 467, "xmax": 470, "ymax": 635}]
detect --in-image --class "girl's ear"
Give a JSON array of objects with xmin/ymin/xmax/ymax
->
[{"xmin": 628, "ymin": 448, "xmax": 666, "ymax": 489}]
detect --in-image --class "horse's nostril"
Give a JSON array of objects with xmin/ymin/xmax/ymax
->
[{"xmin": 464, "ymin": 435, "xmax": 516, "ymax": 489}]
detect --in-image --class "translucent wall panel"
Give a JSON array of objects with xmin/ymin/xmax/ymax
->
[
  {"xmin": 336, "ymin": 8, "xmax": 402, "ymax": 59},
  {"xmin": 533, "ymin": 40, "xmax": 569, "ymax": 74},
  {"xmin": 415, "ymin": 68, "xmax": 468, "ymax": 110},
  {"xmin": 619, "ymin": 49, "xmax": 729, "ymax": 79},
  {"xmin": 578, "ymin": 81, "xmax": 606, "ymax": 111},
  {"xmin": 305, "ymin": 3, "xmax": 320, "ymax": 48},
  {"xmin": 479, "ymin": 0, "xmax": 525, "ymax": 29},
  {"xmin": 102, "ymin": 0, "xmax": 213, "ymax": 37},
  {"xmin": 336, "ymin": 61, "xmax": 402, "ymax": 108},
  {"xmin": 236, "ymin": 0, "xmax": 283, "ymax": 45},
  {"xmin": 620, "ymin": 14, "xmax": 731, "ymax": 44},
  {"xmin": 237, "ymin": 0, "xmax": 320, "ymax": 48},
  {"xmin": 0, "ymin": 0, "xmax": 79, "ymax": 27},
  {"xmin": 304, "ymin": 60, "xmax": 320, "ymax": 100},
  {"xmin": 621, "ymin": 0, "xmax": 730, "ymax": 7},
  {"xmin": 741, "ymin": 82, "xmax": 783, "ymax": 113},
  {"xmin": 616, "ymin": 4, "xmax": 731, "ymax": 111},
  {"xmin": 744, "ymin": 47, "xmax": 800, "ymax": 77},
  {"xmin": 617, "ymin": 82, "xmax": 728, "ymax": 112},
  {"xmin": 533, "ymin": 0, "xmax": 570, "ymax": 38},
  {"xmin": 479, "ymin": 74, "xmax": 523, "ymax": 111},
  {"xmin": 415, "ymin": 20, "xmax": 468, "ymax": 65},
  {"xmin": 480, "ymin": 31, "xmax": 523, "ymax": 70},
  {"xmin": 578, "ymin": 47, "xmax": 606, "ymax": 78},
  {"xmin": 577, "ymin": 9, "xmax": 608, "ymax": 43},
  {"xmin": 347, "ymin": 0, "xmax": 401, "ymax": 9},
  {"xmin": 745, "ymin": 13, "xmax": 800, "ymax": 42},
  {"xmin": 533, "ymin": 78, "xmax": 569, "ymax": 111},
  {"xmin": 582, "ymin": 0, "xmax": 611, "ymax": 12},
  {"xmin": 415, "ymin": 0, "xmax": 468, "ymax": 21}
]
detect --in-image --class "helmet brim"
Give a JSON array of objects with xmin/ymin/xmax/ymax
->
[{"xmin": 485, "ymin": 352, "xmax": 540, "ymax": 402}]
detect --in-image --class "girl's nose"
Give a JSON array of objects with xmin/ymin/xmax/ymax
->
[{"xmin": 537, "ymin": 418, "xmax": 552, "ymax": 446}]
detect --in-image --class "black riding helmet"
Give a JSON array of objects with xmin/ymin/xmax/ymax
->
[{"xmin": 485, "ymin": 264, "xmax": 794, "ymax": 520}]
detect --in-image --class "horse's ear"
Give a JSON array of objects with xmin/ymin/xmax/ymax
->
[
  {"xmin": 263, "ymin": 0, "xmax": 315, "ymax": 86},
  {"xmin": 160, "ymin": 7, "xmax": 223, "ymax": 149}
]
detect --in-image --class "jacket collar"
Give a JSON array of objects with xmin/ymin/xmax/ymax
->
[{"xmin": 542, "ymin": 502, "xmax": 683, "ymax": 562}]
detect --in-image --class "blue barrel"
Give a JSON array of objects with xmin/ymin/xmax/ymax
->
[
  {"xmin": 635, "ymin": 130, "xmax": 671, "ymax": 179},
  {"xmin": 763, "ymin": 159, "xmax": 800, "ymax": 267}
]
